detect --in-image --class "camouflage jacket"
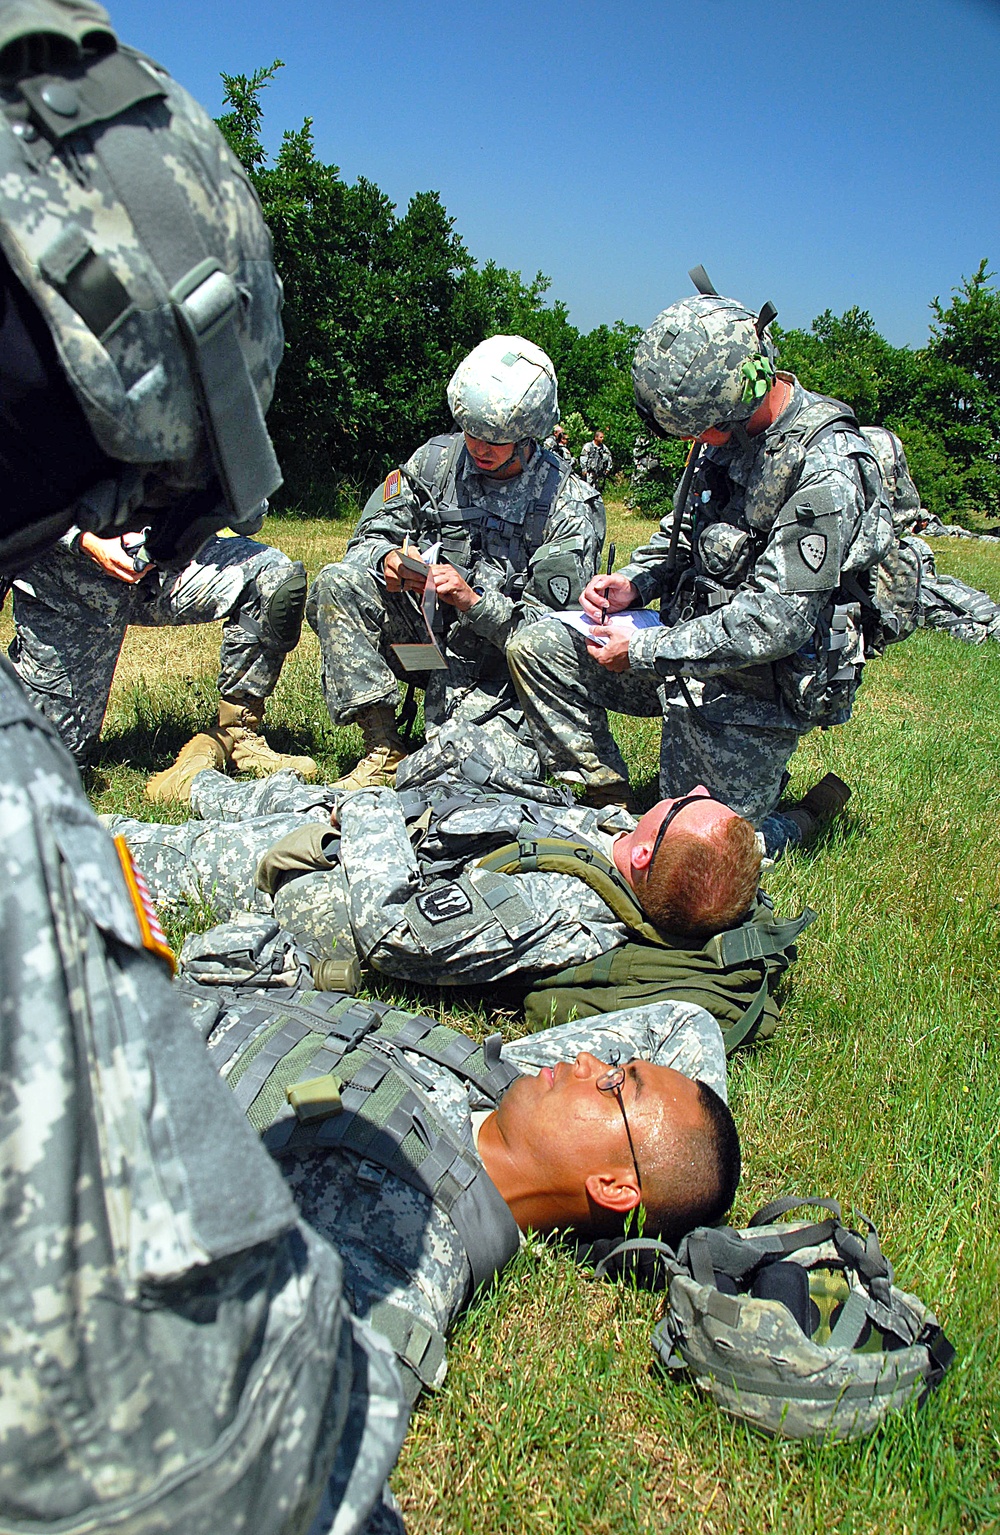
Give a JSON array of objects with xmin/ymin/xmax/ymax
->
[
  {"xmin": 340, "ymin": 784, "xmax": 635, "ymax": 986},
  {"xmin": 579, "ymin": 439, "xmax": 613, "ymax": 481},
  {"xmin": 205, "ymin": 992, "xmax": 727, "ymax": 1398},
  {"xmin": 346, "ymin": 431, "xmax": 606, "ymax": 650},
  {"xmin": 619, "ymin": 377, "xmax": 892, "ymax": 715},
  {"xmin": 0, "ymin": 659, "xmax": 405, "ymax": 1534}
]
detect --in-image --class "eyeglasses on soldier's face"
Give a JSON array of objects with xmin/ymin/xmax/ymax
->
[{"xmin": 596, "ymin": 1050, "xmax": 643, "ymax": 1192}]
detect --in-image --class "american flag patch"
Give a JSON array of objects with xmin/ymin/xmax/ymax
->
[
  {"xmin": 383, "ymin": 469, "xmax": 402, "ymax": 501},
  {"xmin": 114, "ymin": 835, "xmax": 176, "ymax": 974}
]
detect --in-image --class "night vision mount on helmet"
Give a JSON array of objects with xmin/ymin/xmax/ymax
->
[
  {"xmin": 0, "ymin": 0, "xmax": 284, "ymax": 567},
  {"xmin": 632, "ymin": 265, "xmax": 778, "ymax": 440}
]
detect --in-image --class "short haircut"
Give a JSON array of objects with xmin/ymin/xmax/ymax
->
[
  {"xmin": 640, "ymin": 815, "xmax": 760, "ymax": 936},
  {"xmin": 577, "ymin": 1080, "xmax": 741, "ymax": 1246}
]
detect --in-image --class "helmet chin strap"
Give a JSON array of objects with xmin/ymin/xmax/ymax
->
[{"xmin": 479, "ymin": 438, "xmax": 534, "ymax": 475}]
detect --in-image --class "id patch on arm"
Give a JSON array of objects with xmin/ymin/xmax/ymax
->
[
  {"xmin": 774, "ymin": 483, "xmax": 844, "ymax": 594},
  {"xmin": 383, "ymin": 469, "xmax": 402, "ymax": 501},
  {"xmin": 405, "ymin": 872, "xmax": 499, "ymax": 951}
]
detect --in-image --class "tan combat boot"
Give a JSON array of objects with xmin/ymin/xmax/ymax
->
[
  {"xmin": 333, "ymin": 704, "xmax": 408, "ymax": 791},
  {"xmin": 217, "ymin": 698, "xmax": 318, "ymax": 781},
  {"xmin": 145, "ymin": 732, "xmax": 230, "ymax": 805}
]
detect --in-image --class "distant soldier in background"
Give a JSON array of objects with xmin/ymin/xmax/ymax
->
[
  {"xmin": 580, "ymin": 428, "xmax": 613, "ymax": 491},
  {"xmin": 543, "ymin": 423, "xmax": 574, "ymax": 463},
  {"xmin": 863, "ymin": 426, "xmax": 1000, "ymax": 644},
  {"xmin": 307, "ymin": 336, "xmax": 605, "ymax": 790}
]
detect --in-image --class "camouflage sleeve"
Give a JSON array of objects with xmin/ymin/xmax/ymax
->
[
  {"xmin": 342, "ymin": 447, "xmax": 426, "ymax": 574},
  {"xmin": 338, "ymin": 787, "xmax": 627, "ymax": 984},
  {"xmin": 627, "ymin": 454, "xmax": 866, "ymax": 679},
  {"xmin": 502, "ymin": 1000, "xmax": 727, "ymax": 1102},
  {"xmin": 459, "ymin": 474, "xmax": 606, "ymax": 649}
]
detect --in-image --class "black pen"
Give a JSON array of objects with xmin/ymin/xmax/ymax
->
[{"xmin": 601, "ymin": 542, "xmax": 616, "ymax": 625}]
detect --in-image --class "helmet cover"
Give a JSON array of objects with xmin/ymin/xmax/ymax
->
[
  {"xmin": 447, "ymin": 335, "xmax": 558, "ymax": 443},
  {"xmin": 632, "ymin": 295, "xmax": 776, "ymax": 439}
]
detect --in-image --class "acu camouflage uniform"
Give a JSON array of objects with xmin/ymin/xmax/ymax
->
[
  {"xmin": 0, "ymin": 656, "xmax": 407, "ymax": 1535},
  {"xmin": 200, "ymin": 984, "xmax": 728, "ymax": 1401},
  {"xmin": 106, "ymin": 763, "xmax": 645, "ymax": 989},
  {"xmin": 10, "ymin": 531, "xmax": 306, "ymax": 764},
  {"xmin": 508, "ymin": 376, "xmax": 892, "ymax": 822},
  {"xmin": 306, "ymin": 432, "xmax": 605, "ymax": 749},
  {"xmin": 862, "ymin": 426, "xmax": 1000, "ymax": 644},
  {"xmin": 579, "ymin": 436, "xmax": 613, "ymax": 491}
]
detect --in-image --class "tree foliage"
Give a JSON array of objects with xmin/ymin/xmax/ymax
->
[{"xmin": 219, "ymin": 67, "xmax": 999, "ymax": 523}]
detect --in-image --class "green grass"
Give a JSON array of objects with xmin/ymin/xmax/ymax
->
[{"xmin": 22, "ymin": 499, "xmax": 999, "ymax": 1534}]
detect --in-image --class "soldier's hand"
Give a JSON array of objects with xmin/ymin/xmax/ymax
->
[
  {"xmin": 429, "ymin": 563, "xmax": 479, "ymax": 612},
  {"xmin": 384, "ymin": 549, "xmax": 428, "ymax": 594},
  {"xmin": 79, "ymin": 532, "xmax": 148, "ymax": 584},
  {"xmin": 580, "ymin": 572, "xmax": 638, "ymax": 621},
  {"xmin": 586, "ymin": 628, "xmax": 632, "ymax": 671}
]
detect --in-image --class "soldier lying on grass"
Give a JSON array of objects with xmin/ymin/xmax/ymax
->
[{"xmin": 192, "ymin": 982, "xmax": 739, "ymax": 1401}]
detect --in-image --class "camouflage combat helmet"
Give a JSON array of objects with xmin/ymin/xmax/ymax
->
[
  {"xmin": 629, "ymin": 1196, "xmax": 955, "ymax": 1441},
  {"xmin": 447, "ymin": 334, "xmax": 559, "ymax": 444},
  {"xmin": 632, "ymin": 292, "xmax": 777, "ymax": 440},
  {"xmin": 0, "ymin": 0, "xmax": 283, "ymax": 566}
]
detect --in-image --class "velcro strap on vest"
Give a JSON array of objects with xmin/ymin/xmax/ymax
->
[{"xmin": 367, "ymin": 1300, "xmax": 447, "ymax": 1394}]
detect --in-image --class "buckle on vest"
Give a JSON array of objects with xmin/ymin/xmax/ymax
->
[{"xmin": 171, "ymin": 259, "xmax": 239, "ymax": 346}]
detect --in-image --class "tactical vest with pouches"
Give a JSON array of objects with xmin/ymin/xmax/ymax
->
[
  {"xmin": 0, "ymin": 3, "xmax": 282, "ymax": 563},
  {"xmin": 406, "ymin": 432, "xmax": 575, "ymax": 598},
  {"xmin": 477, "ymin": 832, "xmax": 814, "ymax": 1051},
  {"xmin": 679, "ymin": 400, "xmax": 906, "ymax": 715},
  {"xmin": 758, "ymin": 400, "xmax": 915, "ymax": 658},
  {"xmin": 594, "ymin": 1196, "xmax": 955, "ymax": 1441},
  {"xmin": 208, "ymin": 987, "xmax": 522, "ymax": 1397}
]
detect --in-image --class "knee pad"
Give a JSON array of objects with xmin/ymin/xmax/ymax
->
[{"xmin": 262, "ymin": 563, "xmax": 307, "ymax": 651}]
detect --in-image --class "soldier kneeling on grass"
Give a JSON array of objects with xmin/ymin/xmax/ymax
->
[{"xmin": 306, "ymin": 335, "xmax": 606, "ymax": 794}]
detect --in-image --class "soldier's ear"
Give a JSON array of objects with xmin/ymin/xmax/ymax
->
[
  {"xmin": 630, "ymin": 839, "xmax": 654, "ymax": 875},
  {"xmin": 585, "ymin": 1169, "xmax": 641, "ymax": 1213}
]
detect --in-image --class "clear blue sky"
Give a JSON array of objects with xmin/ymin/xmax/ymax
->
[{"xmin": 109, "ymin": 0, "xmax": 1000, "ymax": 348}]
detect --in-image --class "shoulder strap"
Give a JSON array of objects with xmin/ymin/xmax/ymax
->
[
  {"xmin": 410, "ymin": 433, "xmax": 468, "ymax": 517},
  {"xmin": 477, "ymin": 832, "xmax": 670, "ymax": 947},
  {"xmin": 86, "ymin": 67, "xmax": 281, "ymax": 522},
  {"xmin": 784, "ymin": 397, "xmax": 861, "ymax": 453},
  {"xmin": 527, "ymin": 448, "xmax": 573, "ymax": 546}
]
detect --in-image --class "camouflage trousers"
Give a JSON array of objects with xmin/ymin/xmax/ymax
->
[
  {"xmin": 108, "ymin": 769, "xmax": 355, "ymax": 963},
  {"xmin": 307, "ymin": 560, "xmax": 529, "ymax": 753},
  {"xmin": 507, "ymin": 618, "xmax": 804, "ymax": 823},
  {"xmin": 0, "ymin": 660, "xmax": 407, "ymax": 1535},
  {"xmin": 10, "ymin": 535, "xmax": 304, "ymax": 763}
]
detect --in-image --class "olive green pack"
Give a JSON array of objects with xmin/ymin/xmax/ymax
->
[{"xmin": 477, "ymin": 835, "xmax": 814, "ymax": 1052}]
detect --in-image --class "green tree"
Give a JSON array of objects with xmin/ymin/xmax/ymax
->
[{"xmin": 915, "ymin": 259, "xmax": 1000, "ymax": 516}]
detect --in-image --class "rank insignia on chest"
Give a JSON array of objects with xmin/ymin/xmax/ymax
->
[
  {"xmin": 113, "ymin": 836, "xmax": 176, "ymax": 973},
  {"xmin": 383, "ymin": 469, "xmax": 402, "ymax": 502},
  {"xmin": 798, "ymin": 533, "xmax": 828, "ymax": 573}
]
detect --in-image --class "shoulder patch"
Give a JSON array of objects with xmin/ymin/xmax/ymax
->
[
  {"xmin": 113, "ymin": 836, "xmax": 176, "ymax": 973},
  {"xmin": 383, "ymin": 469, "xmax": 402, "ymax": 502},
  {"xmin": 415, "ymin": 884, "xmax": 474, "ymax": 925}
]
